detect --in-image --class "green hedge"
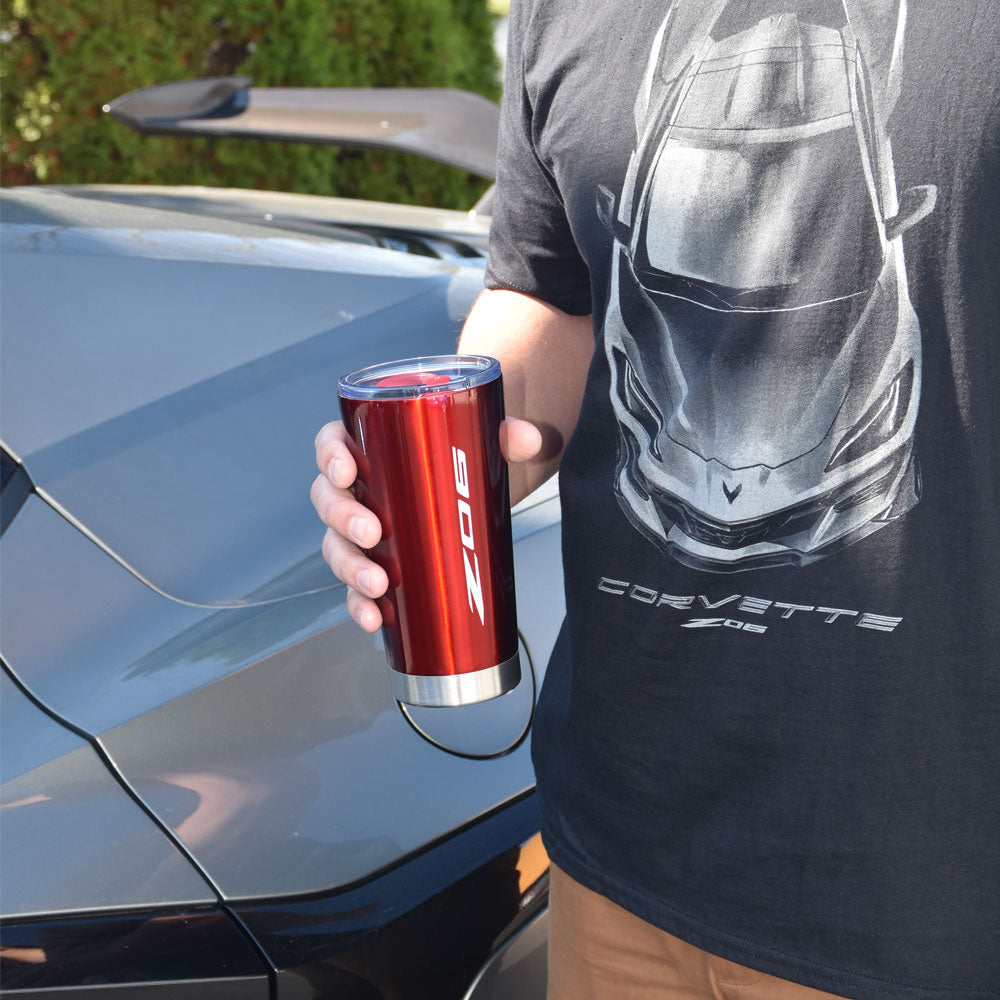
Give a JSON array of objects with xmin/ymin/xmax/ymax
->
[{"xmin": 0, "ymin": 0, "xmax": 499, "ymax": 208}]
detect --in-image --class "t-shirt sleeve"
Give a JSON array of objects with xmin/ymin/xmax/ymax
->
[{"xmin": 484, "ymin": 3, "xmax": 593, "ymax": 315}]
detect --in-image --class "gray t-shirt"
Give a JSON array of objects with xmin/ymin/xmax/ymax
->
[{"xmin": 486, "ymin": 2, "xmax": 1000, "ymax": 996}]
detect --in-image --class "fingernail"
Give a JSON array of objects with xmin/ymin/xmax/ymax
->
[
  {"xmin": 358, "ymin": 569, "xmax": 371, "ymax": 592},
  {"xmin": 329, "ymin": 458, "xmax": 342, "ymax": 483},
  {"xmin": 349, "ymin": 516, "xmax": 369, "ymax": 544}
]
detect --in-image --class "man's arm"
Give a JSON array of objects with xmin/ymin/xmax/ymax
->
[
  {"xmin": 311, "ymin": 288, "xmax": 592, "ymax": 631},
  {"xmin": 458, "ymin": 288, "xmax": 593, "ymax": 504}
]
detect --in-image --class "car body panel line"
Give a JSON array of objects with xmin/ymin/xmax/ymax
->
[
  {"xmin": 231, "ymin": 792, "xmax": 543, "ymax": 997},
  {"xmin": 1, "ymin": 658, "xmax": 226, "ymax": 908},
  {"xmin": 0, "ymin": 910, "xmax": 272, "ymax": 997},
  {"xmin": 31, "ymin": 482, "xmax": 340, "ymax": 611},
  {"xmin": 219, "ymin": 904, "xmax": 280, "ymax": 999}
]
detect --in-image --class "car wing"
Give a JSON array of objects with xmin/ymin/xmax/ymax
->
[{"xmin": 105, "ymin": 76, "xmax": 499, "ymax": 179}]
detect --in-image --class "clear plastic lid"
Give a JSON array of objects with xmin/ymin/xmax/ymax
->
[{"xmin": 338, "ymin": 355, "xmax": 501, "ymax": 400}]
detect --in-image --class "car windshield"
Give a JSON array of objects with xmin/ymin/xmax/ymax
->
[{"xmin": 636, "ymin": 127, "xmax": 883, "ymax": 310}]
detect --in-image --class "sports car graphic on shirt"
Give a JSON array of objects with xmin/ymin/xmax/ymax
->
[{"xmin": 598, "ymin": 0, "xmax": 937, "ymax": 572}]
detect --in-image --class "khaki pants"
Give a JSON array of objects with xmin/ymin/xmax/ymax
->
[{"xmin": 547, "ymin": 864, "xmax": 847, "ymax": 1000}]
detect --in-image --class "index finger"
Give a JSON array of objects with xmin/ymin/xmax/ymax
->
[{"xmin": 315, "ymin": 420, "xmax": 358, "ymax": 489}]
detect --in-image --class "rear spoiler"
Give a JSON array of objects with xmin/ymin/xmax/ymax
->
[{"xmin": 105, "ymin": 77, "xmax": 499, "ymax": 180}]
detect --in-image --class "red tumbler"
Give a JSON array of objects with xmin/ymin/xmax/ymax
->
[{"xmin": 338, "ymin": 355, "xmax": 520, "ymax": 707}]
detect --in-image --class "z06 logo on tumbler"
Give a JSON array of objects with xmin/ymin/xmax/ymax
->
[{"xmin": 453, "ymin": 447, "xmax": 485, "ymax": 625}]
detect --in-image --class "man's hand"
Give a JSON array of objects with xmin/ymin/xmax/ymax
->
[
  {"xmin": 312, "ymin": 415, "xmax": 544, "ymax": 632},
  {"xmin": 312, "ymin": 287, "xmax": 592, "ymax": 633}
]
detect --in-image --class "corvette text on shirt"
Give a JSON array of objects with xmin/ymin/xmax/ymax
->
[{"xmin": 596, "ymin": 576, "xmax": 903, "ymax": 634}]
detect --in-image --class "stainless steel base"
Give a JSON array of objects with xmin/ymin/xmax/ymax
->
[{"xmin": 391, "ymin": 651, "xmax": 521, "ymax": 707}]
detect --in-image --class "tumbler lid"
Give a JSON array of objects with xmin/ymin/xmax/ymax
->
[{"xmin": 338, "ymin": 355, "xmax": 500, "ymax": 400}]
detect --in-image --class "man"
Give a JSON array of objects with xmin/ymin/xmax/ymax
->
[{"xmin": 313, "ymin": 1, "xmax": 999, "ymax": 996}]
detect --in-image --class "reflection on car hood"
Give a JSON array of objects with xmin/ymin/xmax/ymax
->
[{"xmin": 0, "ymin": 187, "xmax": 486, "ymax": 606}]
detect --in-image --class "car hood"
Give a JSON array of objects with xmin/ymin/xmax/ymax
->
[{"xmin": 0, "ymin": 186, "xmax": 486, "ymax": 606}]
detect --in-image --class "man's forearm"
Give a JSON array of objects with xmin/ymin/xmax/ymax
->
[{"xmin": 458, "ymin": 288, "xmax": 593, "ymax": 505}]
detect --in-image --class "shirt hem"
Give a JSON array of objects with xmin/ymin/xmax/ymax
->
[{"xmin": 540, "ymin": 822, "xmax": 998, "ymax": 1000}]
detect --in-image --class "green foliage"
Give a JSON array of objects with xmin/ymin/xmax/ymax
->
[{"xmin": 0, "ymin": 0, "xmax": 500, "ymax": 208}]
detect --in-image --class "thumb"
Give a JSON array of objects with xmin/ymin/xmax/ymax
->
[{"xmin": 500, "ymin": 416, "xmax": 543, "ymax": 463}]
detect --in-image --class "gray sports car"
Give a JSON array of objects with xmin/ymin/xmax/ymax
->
[{"xmin": 0, "ymin": 79, "xmax": 562, "ymax": 1000}]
